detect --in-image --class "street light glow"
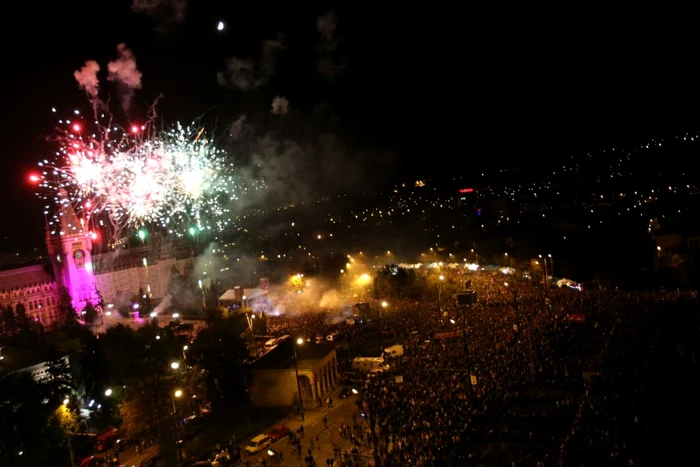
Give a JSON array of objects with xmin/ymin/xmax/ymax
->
[
  {"xmin": 105, "ymin": 389, "xmax": 113, "ymax": 396},
  {"xmin": 296, "ymin": 338, "xmax": 304, "ymax": 345},
  {"xmin": 174, "ymin": 389, "xmax": 183, "ymax": 398},
  {"xmin": 171, "ymin": 362, "xmax": 180, "ymax": 370},
  {"xmin": 381, "ymin": 301, "xmax": 388, "ymax": 308}
]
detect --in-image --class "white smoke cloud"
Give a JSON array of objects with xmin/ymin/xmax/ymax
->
[
  {"xmin": 317, "ymin": 10, "xmax": 337, "ymax": 40},
  {"xmin": 107, "ymin": 43, "xmax": 143, "ymax": 112},
  {"xmin": 153, "ymin": 293, "xmax": 173, "ymax": 314},
  {"xmin": 132, "ymin": 0, "xmax": 188, "ymax": 24},
  {"xmin": 271, "ymin": 96, "xmax": 290, "ymax": 116},
  {"xmin": 229, "ymin": 115, "xmax": 253, "ymax": 141},
  {"xmin": 316, "ymin": 10, "xmax": 346, "ymax": 78},
  {"xmin": 217, "ymin": 36, "xmax": 285, "ymax": 91},
  {"xmin": 73, "ymin": 60, "xmax": 101, "ymax": 98},
  {"xmin": 319, "ymin": 289, "xmax": 343, "ymax": 308}
]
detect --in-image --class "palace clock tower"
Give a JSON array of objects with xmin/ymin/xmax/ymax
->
[{"xmin": 46, "ymin": 201, "xmax": 99, "ymax": 311}]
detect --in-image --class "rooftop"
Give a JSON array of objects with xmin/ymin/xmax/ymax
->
[
  {"xmin": 219, "ymin": 287, "xmax": 268, "ymax": 302},
  {"xmin": 249, "ymin": 341, "xmax": 332, "ymax": 371},
  {"xmin": 0, "ymin": 264, "xmax": 54, "ymax": 291}
]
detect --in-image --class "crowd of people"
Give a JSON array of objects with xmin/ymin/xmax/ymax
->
[{"xmin": 261, "ymin": 266, "xmax": 695, "ymax": 466}]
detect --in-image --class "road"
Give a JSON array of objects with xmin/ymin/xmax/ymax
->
[{"xmin": 248, "ymin": 389, "xmax": 374, "ymax": 466}]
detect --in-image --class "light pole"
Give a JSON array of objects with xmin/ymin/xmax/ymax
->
[
  {"xmin": 171, "ymin": 389, "xmax": 184, "ymax": 466},
  {"xmin": 292, "ymin": 338, "xmax": 305, "ymax": 421},
  {"xmin": 437, "ymin": 275, "xmax": 445, "ymax": 315},
  {"xmin": 380, "ymin": 301, "xmax": 388, "ymax": 350},
  {"xmin": 505, "ymin": 282, "xmax": 535, "ymax": 379},
  {"xmin": 245, "ymin": 310, "xmax": 257, "ymax": 350},
  {"xmin": 62, "ymin": 398, "xmax": 75, "ymax": 467}
]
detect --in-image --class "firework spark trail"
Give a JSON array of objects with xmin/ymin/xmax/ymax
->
[{"xmin": 37, "ymin": 111, "xmax": 240, "ymax": 237}]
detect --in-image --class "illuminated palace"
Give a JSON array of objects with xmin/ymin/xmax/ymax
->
[{"xmin": 0, "ymin": 206, "xmax": 192, "ymax": 328}]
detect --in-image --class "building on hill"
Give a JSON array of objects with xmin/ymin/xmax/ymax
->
[
  {"xmin": 0, "ymin": 205, "xmax": 194, "ymax": 331},
  {"xmin": 248, "ymin": 341, "xmax": 339, "ymax": 408},
  {"xmin": 0, "ymin": 344, "xmax": 71, "ymax": 382}
]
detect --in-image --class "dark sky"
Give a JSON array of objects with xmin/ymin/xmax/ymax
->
[{"xmin": 1, "ymin": 3, "xmax": 699, "ymax": 250}]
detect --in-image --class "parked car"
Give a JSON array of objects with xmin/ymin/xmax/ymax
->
[
  {"xmin": 339, "ymin": 387, "xmax": 357, "ymax": 399},
  {"xmin": 268, "ymin": 425, "xmax": 290, "ymax": 442},
  {"xmin": 245, "ymin": 434, "xmax": 271, "ymax": 454}
]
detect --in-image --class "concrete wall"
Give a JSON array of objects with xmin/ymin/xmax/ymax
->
[
  {"xmin": 250, "ymin": 369, "xmax": 300, "ymax": 407},
  {"xmin": 94, "ymin": 257, "xmax": 191, "ymax": 304}
]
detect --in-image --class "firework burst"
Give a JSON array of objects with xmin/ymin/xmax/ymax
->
[{"xmin": 36, "ymin": 109, "xmax": 239, "ymax": 238}]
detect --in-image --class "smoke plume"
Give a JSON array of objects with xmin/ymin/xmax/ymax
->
[
  {"xmin": 229, "ymin": 115, "xmax": 253, "ymax": 141},
  {"xmin": 224, "ymin": 108, "xmax": 395, "ymax": 213},
  {"xmin": 271, "ymin": 96, "xmax": 290, "ymax": 116},
  {"xmin": 74, "ymin": 60, "xmax": 101, "ymax": 98},
  {"xmin": 153, "ymin": 293, "xmax": 173, "ymax": 314},
  {"xmin": 217, "ymin": 36, "xmax": 285, "ymax": 91},
  {"xmin": 316, "ymin": 10, "xmax": 346, "ymax": 78},
  {"xmin": 107, "ymin": 44, "xmax": 143, "ymax": 112},
  {"xmin": 132, "ymin": 0, "xmax": 188, "ymax": 24}
]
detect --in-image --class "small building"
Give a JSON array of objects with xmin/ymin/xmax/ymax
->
[
  {"xmin": 219, "ymin": 279, "xmax": 270, "ymax": 311},
  {"xmin": 248, "ymin": 342, "xmax": 339, "ymax": 408}
]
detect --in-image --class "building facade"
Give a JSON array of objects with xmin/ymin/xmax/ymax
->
[
  {"xmin": 249, "ymin": 343, "xmax": 339, "ymax": 408},
  {"xmin": 0, "ymin": 208, "xmax": 193, "ymax": 330}
]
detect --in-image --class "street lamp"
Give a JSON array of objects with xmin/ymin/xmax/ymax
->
[
  {"xmin": 381, "ymin": 301, "xmax": 388, "ymax": 308},
  {"xmin": 292, "ymin": 338, "xmax": 305, "ymax": 421},
  {"xmin": 60, "ymin": 398, "xmax": 75, "ymax": 467},
  {"xmin": 104, "ymin": 389, "xmax": 113, "ymax": 397},
  {"xmin": 171, "ymin": 390, "xmax": 184, "ymax": 466},
  {"xmin": 170, "ymin": 361, "xmax": 180, "ymax": 370}
]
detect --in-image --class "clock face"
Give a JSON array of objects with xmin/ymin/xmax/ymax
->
[{"xmin": 74, "ymin": 250, "xmax": 84, "ymax": 260}]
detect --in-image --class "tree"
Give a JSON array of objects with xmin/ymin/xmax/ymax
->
[
  {"xmin": 57, "ymin": 287, "xmax": 79, "ymax": 332},
  {"xmin": 14, "ymin": 303, "xmax": 30, "ymax": 335},
  {"xmin": 44, "ymin": 352, "xmax": 75, "ymax": 406},
  {"xmin": 376, "ymin": 264, "xmax": 423, "ymax": 298},
  {"xmin": 76, "ymin": 331, "xmax": 108, "ymax": 401},
  {"xmin": 205, "ymin": 306, "xmax": 229, "ymax": 325},
  {"xmin": 0, "ymin": 372, "xmax": 58, "ymax": 466},
  {"xmin": 95, "ymin": 289, "xmax": 105, "ymax": 312},
  {"xmin": 119, "ymin": 379, "xmax": 168, "ymax": 441},
  {"xmin": 1, "ymin": 304, "xmax": 16, "ymax": 336},
  {"xmin": 137, "ymin": 287, "xmax": 153, "ymax": 314},
  {"xmin": 82, "ymin": 302, "xmax": 98, "ymax": 325},
  {"xmin": 188, "ymin": 316, "xmax": 250, "ymax": 412}
]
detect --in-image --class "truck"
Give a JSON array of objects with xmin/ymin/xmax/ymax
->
[
  {"xmin": 383, "ymin": 344, "xmax": 404, "ymax": 357},
  {"xmin": 352, "ymin": 357, "xmax": 390, "ymax": 373}
]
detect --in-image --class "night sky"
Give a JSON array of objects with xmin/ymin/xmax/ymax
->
[{"xmin": 2, "ymin": 3, "xmax": 699, "ymax": 250}]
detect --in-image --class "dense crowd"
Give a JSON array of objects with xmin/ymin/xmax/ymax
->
[{"xmin": 263, "ymin": 267, "xmax": 695, "ymax": 466}]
